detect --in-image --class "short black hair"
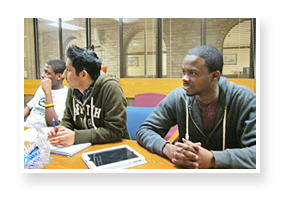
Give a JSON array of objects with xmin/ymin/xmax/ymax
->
[
  {"xmin": 66, "ymin": 45, "xmax": 102, "ymax": 81},
  {"xmin": 187, "ymin": 45, "xmax": 223, "ymax": 74},
  {"xmin": 46, "ymin": 59, "xmax": 66, "ymax": 74}
]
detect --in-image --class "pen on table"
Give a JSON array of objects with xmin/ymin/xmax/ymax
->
[{"xmin": 52, "ymin": 117, "xmax": 56, "ymax": 136}]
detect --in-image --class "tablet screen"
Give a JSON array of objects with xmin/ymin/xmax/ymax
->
[{"xmin": 87, "ymin": 147, "xmax": 138, "ymax": 166}]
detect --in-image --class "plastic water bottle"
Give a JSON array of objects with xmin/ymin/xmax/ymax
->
[{"xmin": 24, "ymin": 125, "xmax": 50, "ymax": 169}]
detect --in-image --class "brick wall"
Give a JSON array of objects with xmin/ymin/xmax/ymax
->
[{"xmin": 25, "ymin": 18, "xmax": 251, "ymax": 79}]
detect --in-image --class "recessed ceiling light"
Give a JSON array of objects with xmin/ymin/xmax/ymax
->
[
  {"xmin": 41, "ymin": 18, "xmax": 74, "ymax": 22},
  {"xmin": 48, "ymin": 22, "xmax": 85, "ymax": 31},
  {"xmin": 112, "ymin": 18, "xmax": 139, "ymax": 23}
]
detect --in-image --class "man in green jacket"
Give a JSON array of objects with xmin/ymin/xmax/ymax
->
[
  {"xmin": 137, "ymin": 45, "xmax": 256, "ymax": 169},
  {"xmin": 48, "ymin": 45, "xmax": 130, "ymax": 145}
]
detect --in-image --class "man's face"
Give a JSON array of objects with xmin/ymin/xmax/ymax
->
[
  {"xmin": 181, "ymin": 55, "xmax": 212, "ymax": 96},
  {"xmin": 62, "ymin": 58, "xmax": 81, "ymax": 89},
  {"xmin": 41, "ymin": 64, "xmax": 58, "ymax": 87}
]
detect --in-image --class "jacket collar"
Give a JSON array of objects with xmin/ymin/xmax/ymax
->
[{"xmin": 73, "ymin": 82, "xmax": 94, "ymax": 102}]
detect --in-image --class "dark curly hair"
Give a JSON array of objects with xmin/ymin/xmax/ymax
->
[
  {"xmin": 66, "ymin": 45, "xmax": 102, "ymax": 81},
  {"xmin": 187, "ymin": 45, "xmax": 223, "ymax": 74},
  {"xmin": 46, "ymin": 59, "xmax": 66, "ymax": 74}
]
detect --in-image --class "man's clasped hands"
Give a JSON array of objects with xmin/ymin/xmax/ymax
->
[{"xmin": 163, "ymin": 139, "xmax": 215, "ymax": 169}]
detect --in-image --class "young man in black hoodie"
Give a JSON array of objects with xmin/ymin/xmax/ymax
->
[
  {"xmin": 137, "ymin": 45, "xmax": 256, "ymax": 169},
  {"xmin": 48, "ymin": 45, "xmax": 130, "ymax": 146}
]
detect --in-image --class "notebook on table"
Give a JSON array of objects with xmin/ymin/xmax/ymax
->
[{"xmin": 49, "ymin": 142, "xmax": 91, "ymax": 157}]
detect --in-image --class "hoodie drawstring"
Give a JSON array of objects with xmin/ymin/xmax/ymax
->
[
  {"xmin": 222, "ymin": 107, "xmax": 227, "ymax": 151},
  {"xmin": 73, "ymin": 98, "xmax": 76, "ymax": 122},
  {"xmin": 90, "ymin": 97, "xmax": 97, "ymax": 129},
  {"xmin": 185, "ymin": 99, "xmax": 189, "ymax": 140}
]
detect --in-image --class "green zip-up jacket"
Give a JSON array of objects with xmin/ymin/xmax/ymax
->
[
  {"xmin": 60, "ymin": 74, "xmax": 130, "ymax": 144},
  {"xmin": 136, "ymin": 77, "xmax": 256, "ymax": 169}
]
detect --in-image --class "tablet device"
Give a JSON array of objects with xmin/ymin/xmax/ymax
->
[{"xmin": 81, "ymin": 145, "xmax": 147, "ymax": 169}]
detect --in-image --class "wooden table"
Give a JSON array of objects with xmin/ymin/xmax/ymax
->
[{"xmin": 43, "ymin": 139, "xmax": 179, "ymax": 169}]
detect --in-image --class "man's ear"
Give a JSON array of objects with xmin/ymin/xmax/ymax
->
[
  {"xmin": 56, "ymin": 73, "xmax": 63, "ymax": 81},
  {"xmin": 211, "ymin": 70, "xmax": 221, "ymax": 81},
  {"xmin": 80, "ymin": 70, "xmax": 89, "ymax": 80},
  {"xmin": 81, "ymin": 70, "xmax": 86, "ymax": 77}
]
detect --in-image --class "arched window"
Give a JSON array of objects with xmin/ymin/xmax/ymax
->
[
  {"xmin": 126, "ymin": 29, "xmax": 167, "ymax": 78},
  {"xmin": 222, "ymin": 20, "xmax": 253, "ymax": 78}
]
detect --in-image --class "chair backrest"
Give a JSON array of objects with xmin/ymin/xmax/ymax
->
[
  {"xmin": 127, "ymin": 106, "xmax": 155, "ymax": 140},
  {"xmin": 134, "ymin": 93, "xmax": 166, "ymax": 107}
]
